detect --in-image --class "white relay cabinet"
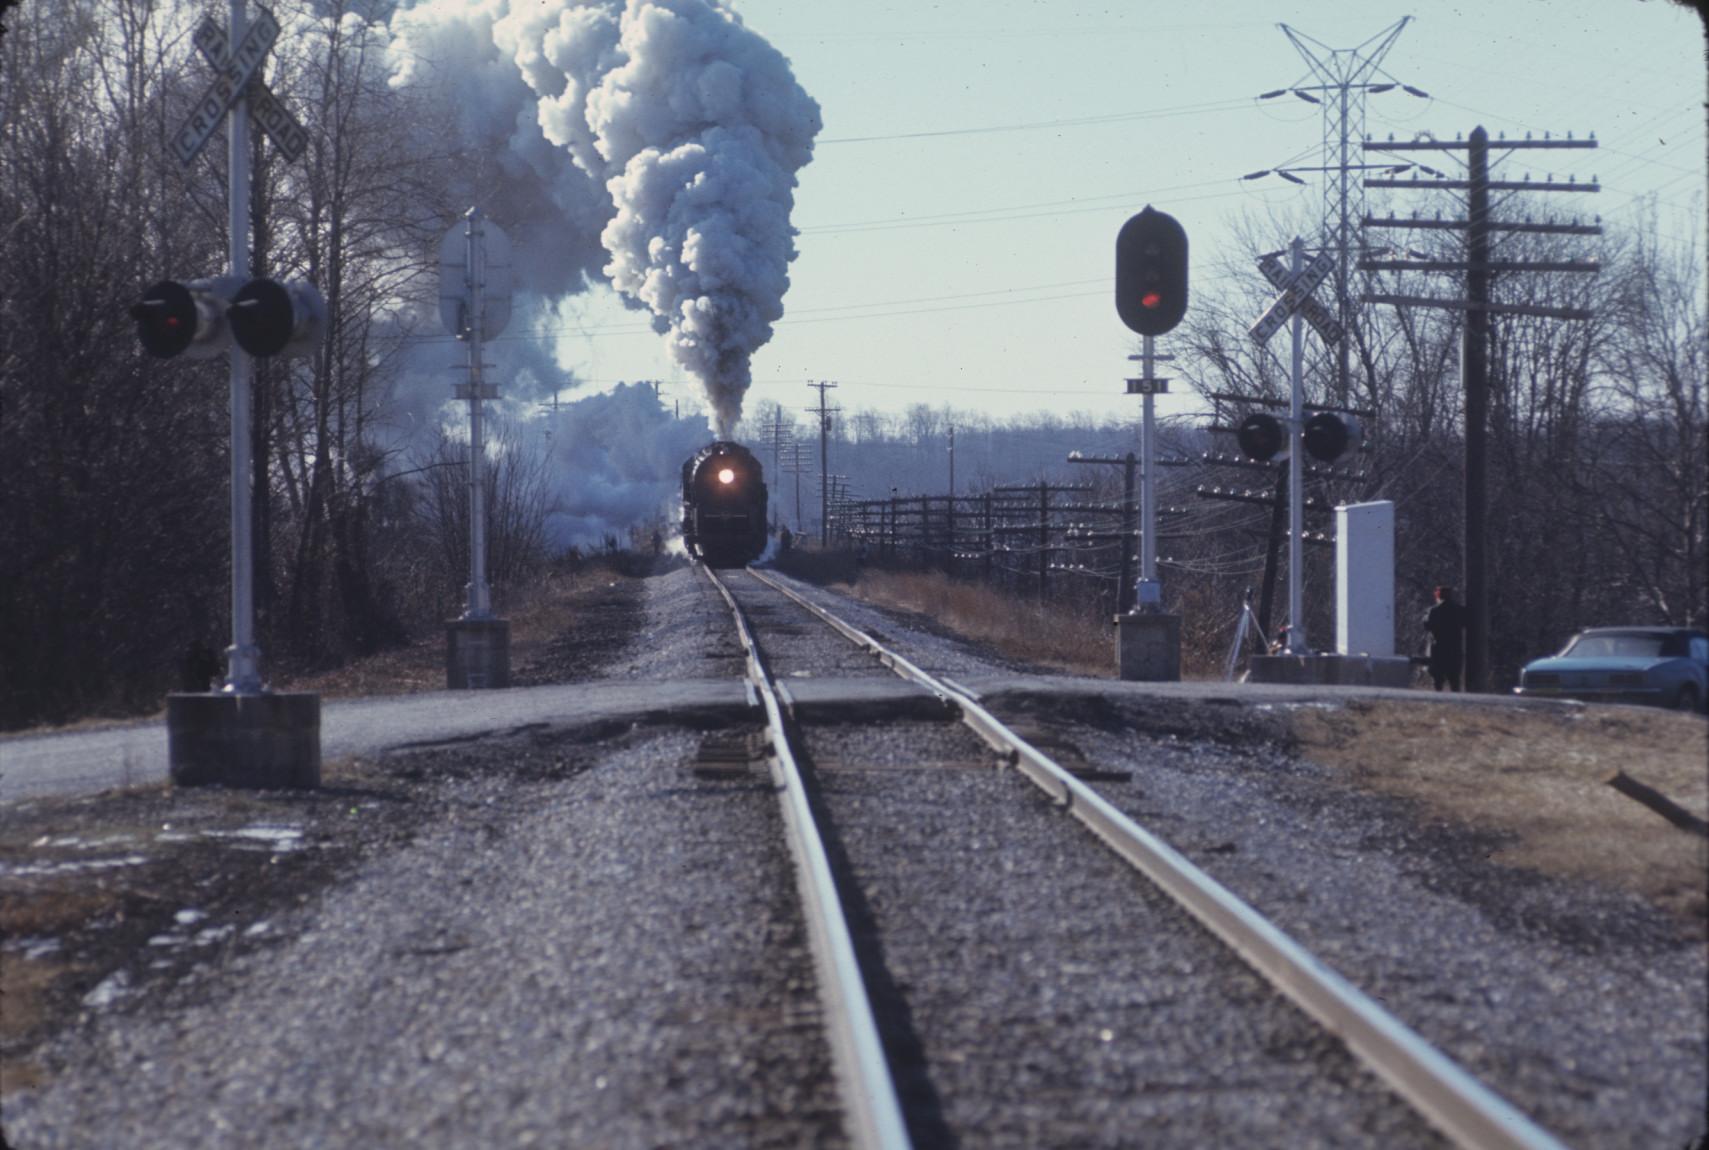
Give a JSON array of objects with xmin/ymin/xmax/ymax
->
[{"xmin": 1336, "ymin": 501, "xmax": 1396, "ymax": 657}]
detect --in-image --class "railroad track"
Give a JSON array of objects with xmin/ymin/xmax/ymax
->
[{"xmin": 704, "ymin": 564, "xmax": 1567, "ymax": 1150}]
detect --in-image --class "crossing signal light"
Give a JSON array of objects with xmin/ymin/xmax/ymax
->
[
  {"xmin": 1116, "ymin": 206, "xmax": 1189, "ymax": 336},
  {"xmin": 131, "ymin": 278, "xmax": 234, "ymax": 359},
  {"xmin": 132, "ymin": 277, "xmax": 325, "ymax": 360},
  {"xmin": 1236, "ymin": 413, "xmax": 1286, "ymax": 461},
  {"xmin": 229, "ymin": 278, "xmax": 326, "ymax": 358},
  {"xmin": 1302, "ymin": 412, "xmax": 1361, "ymax": 462}
]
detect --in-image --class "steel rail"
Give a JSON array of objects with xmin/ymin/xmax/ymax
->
[
  {"xmin": 702, "ymin": 567, "xmax": 912, "ymax": 1150},
  {"xmin": 748, "ymin": 567, "xmax": 1566, "ymax": 1150}
]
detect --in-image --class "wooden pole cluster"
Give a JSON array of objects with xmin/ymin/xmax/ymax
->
[{"xmin": 1363, "ymin": 126, "xmax": 1600, "ymax": 691}]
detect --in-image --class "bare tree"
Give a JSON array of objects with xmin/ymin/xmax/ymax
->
[
  {"xmin": 415, "ymin": 418, "xmax": 555, "ymax": 614},
  {"xmin": 1592, "ymin": 208, "xmax": 1706, "ymax": 627},
  {"xmin": 0, "ymin": 0, "xmax": 232, "ymax": 725}
]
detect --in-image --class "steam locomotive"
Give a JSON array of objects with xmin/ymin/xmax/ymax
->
[{"xmin": 681, "ymin": 441, "xmax": 769, "ymax": 567}]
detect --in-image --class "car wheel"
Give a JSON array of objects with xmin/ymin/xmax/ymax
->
[{"xmin": 1675, "ymin": 684, "xmax": 1702, "ymax": 713}]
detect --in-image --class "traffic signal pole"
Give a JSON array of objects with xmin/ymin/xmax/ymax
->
[
  {"xmin": 225, "ymin": 0, "xmax": 262, "ymax": 694},
  {"xmin": 1286, "ymin": 237, "xmax": 1307, "ymax": 654},
  {"xmin": 1137, "ymin": 335, "xmax": 1160, "ymax": 609},
  {"xmin": 1112, "ymin": 205, "xmax": 1187, "ymax": 680}
]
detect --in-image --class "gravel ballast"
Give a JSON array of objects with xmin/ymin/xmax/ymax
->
[
  {"xmin": 808, "ymin": 762, "xmax": 1447, "ymax": 1148},
  {"xmin": 760, "ymin": 567, "xmax": 1708, "ymax": 1148},
  {"xmin": 7, "ymin": 564, "xmax": 1702, "ymax": 1148},
  {"xmin": 4, "ymin": 726, "xmax": 843, "ymax": 1149},
  {"xmin": 1064, "ymin": 709, "xmax": 1709, "ymax": 1150}
]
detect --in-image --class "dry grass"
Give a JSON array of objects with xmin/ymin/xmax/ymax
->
[
  {"xmin": 827, "ymin": 570, "xmax": 1115, "ymax": 675},
  {"xmin": 273, "ymin": 560, "xmax": 657, "ymax": 699},
  {"xmin": 1, "ymin": 887, "xmax": 116, "ymax": 1084},
  {"xmin": 2, "ymin": 561, "xmax": 662, "ymax": 739},
  {"xmin": 1289, "ymin": 700, "xmax": 1709, "ymax": 932}
]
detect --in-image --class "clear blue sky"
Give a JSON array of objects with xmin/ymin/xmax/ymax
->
[{"xmin": 552, "ymin": 0, "xmax": 1706, "ymax": 428}]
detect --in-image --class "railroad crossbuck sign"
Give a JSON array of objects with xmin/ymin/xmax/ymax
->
[
  {"xmin": 1248, "ymin": 250, "xmax": 1344, "ymax": 345},
  {"xmin": 172, "ymin": 9, "xmax": 307, "ymax": 166}
]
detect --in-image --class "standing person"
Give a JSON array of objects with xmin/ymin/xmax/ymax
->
[{"xmin": 1424, "ymin": 585, "xmax": 1468, "ymax": 692}]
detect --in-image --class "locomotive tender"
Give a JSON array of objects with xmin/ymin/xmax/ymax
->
[{"xmin": 681, "ymin": 441, "xmax": 769, "ymax": 567}]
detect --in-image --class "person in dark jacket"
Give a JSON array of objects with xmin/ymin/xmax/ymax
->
[{"xmin": 1424, "ymin": 585, "xmax": 1467, "ymax": 691}]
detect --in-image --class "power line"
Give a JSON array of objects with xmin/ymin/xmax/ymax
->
[
  {"xmin": 818, "ymin": 96, "xmax": 1254, "ymax": 145},
  {"xmin": 803, "ymin": 181, "xmax": 1305, "ymax": 237}
]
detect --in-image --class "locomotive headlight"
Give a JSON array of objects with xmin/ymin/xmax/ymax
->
[{"xmin": 718, "ymin": 468, "xmax": 736, "ymax": 485}]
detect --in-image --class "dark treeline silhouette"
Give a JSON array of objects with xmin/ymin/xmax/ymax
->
[
  {"xmin": 746, "ymin": 199, "xmax": 1704, "ymax": 684},
  {"xmin": 2, "ymin": 5, "xmax": 1700, "ymax": 725}
]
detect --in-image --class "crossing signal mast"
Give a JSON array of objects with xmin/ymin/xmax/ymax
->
[{"xmin": 145, "ymin": 0, "xmax": 322, "ymax": 790}]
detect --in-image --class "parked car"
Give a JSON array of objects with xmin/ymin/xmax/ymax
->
[{"xmin": 1514, "ymin": 627, "xmax": 1709, "ymax": 711}]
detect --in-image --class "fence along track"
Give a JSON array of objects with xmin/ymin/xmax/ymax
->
[
  {"xmin": 747, "ymin": 566, "xmax": 1566, "ymax": 1150},
  {"xmin": 701, "ymin": 566, "xmax": 912, "ymax": 1150}
]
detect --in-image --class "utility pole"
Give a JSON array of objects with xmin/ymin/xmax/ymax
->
[
  {"xmin": 807, "ymin": 380, "xmax": 839, "ymax": 545},
  {"xmin": 785, "ymin": 441, "xmax": 806, "ymax": 531},
  {"xmin": 763, "ymin": 405, "xmax": 791, "ymax": 529},
  {"xmin": 1249, "ymin": 18, "xmax": 1427, "ymax": 402},
  {"xmin": 1258, "ymin": 467, "xmax": 1288, "ymax": 640},
  {"xmin": 1065, "ymin": 451, "xmax": 1143, "ymax": 613},
  {"xmin": 1364, "ymin": 126, "xmax": 1599, "ymax": 691},
  {"xmin": 946, "ymin": 426, "xmax": 956, "ymax": 575}
]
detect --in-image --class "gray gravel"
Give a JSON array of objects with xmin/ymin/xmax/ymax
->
[
  {"xmin": 1056, "ymin": 709, "xmax": 1709, "ymax": 1150},
  {"xmin": 721, "ymin": 571, "xmax": 896, "ymax": 679},
  {"xmin": 762, "ymin": 568, "xmax": 1031, "ymax": 680},
  {"xmin": 5, "ymin": 727, "xmax": 842, "ymax": 1149},
  {"xmin": 746, "ymin": 570, "xmax": 1444, "ymax": 1144},
  {"xmin": 811, "ymin": 761, "xmax": 1446, "ymax": 1148},
  {"xmin": 748, "ymin": 569, "xmax": 1708, "ymax": 1147},
  {"xmin": 609, "ymin": 565, "xmax": 748, "ymax": 681}
]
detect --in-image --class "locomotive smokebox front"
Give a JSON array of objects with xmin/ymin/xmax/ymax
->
[{"xmin": 682, "ymin": 441, "xmax": 770, "ymax": 567}]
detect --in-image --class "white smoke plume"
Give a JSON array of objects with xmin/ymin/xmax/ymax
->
[
  {"xmin": 538, "ymin": 382, "xmax": 714, "ymax": 548},
  {"xmin": 392, "ymin": 0, "xmax": 821, "ymax": 438}
]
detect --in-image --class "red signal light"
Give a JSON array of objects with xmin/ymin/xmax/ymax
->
[{"xmin": 1141, "ymin": 292, "xmax": 1163, "ymax": 309}]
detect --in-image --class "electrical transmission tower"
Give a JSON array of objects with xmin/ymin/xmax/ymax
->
[{"xmin": 1247, "ymin": 17, "xmax": 1429, "ymax": 403}]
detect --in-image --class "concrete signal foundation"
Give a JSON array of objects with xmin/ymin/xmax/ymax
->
[
  {"xmin": 1246, "ymin": 653, "xmax": 1414, "ymax": 688},
  {"xmin": 447, "ymin": 617, "xmax": 510, "ymax": 689},
  {"xmin": 1116, "ymin": 613, "xmax": 1181, "ymax": 682},
  {"xmin": 167, "ymin": 692, "xmax": 321, "ymax": 789}
]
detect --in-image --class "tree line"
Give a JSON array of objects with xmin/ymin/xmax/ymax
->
[
  {"xmin": 746, "ymin": 201, "xmax": 1704, "ymax": 682},
  {"xmin": 2, "ymin": 1, "xmax": 1701, "ymax": 727},
  {"xmin": 0, "ymin": 0, "xmax": 554, "ymax": 728}
]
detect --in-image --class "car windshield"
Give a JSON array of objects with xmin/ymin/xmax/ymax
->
[{"xmin": 1561, "ymin": 633, "xmax": 1682, "ymax": 659}]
